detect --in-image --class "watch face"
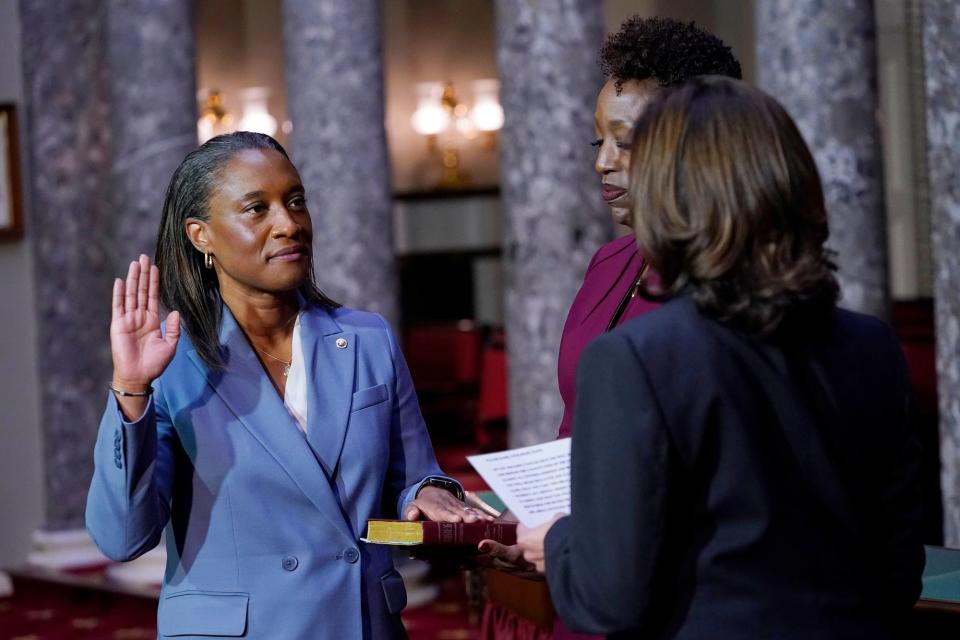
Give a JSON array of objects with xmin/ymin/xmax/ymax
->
[{"xmin": 426, "ymin": 477, "xmax": 463, "ymax": 500}]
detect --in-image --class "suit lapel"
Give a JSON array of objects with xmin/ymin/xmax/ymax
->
[
  {"xmin": 300, "ymin": 308, "xmax": 356, "ymax": 477},
  {"xmin": 583, "ymin": 248, "xmax": 641, "ymax": 323},
  {"xmin": 185, "ymin": 305, "xmax": 355, "ymax": 543}
]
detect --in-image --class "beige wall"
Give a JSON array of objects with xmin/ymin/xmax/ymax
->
[
  {"xmin": 382, "ymin": 0, "xmax": 499, "ymax": 192},
  {"xmin": 0, "ymin": 0, "xmax": 46, "ymax": 566},
  {"xmin": 195, "ymin": 0, "xmax": 500, "ymax": 193},
  {"xmin": 195, "ymin": 0, "xmax": 290, "ymax": 146}
]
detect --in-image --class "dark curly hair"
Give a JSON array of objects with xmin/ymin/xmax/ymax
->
[
  {"xmin": 630, "ymin": 77, "xmax": 838, "ymax": 338},
  {"xmin": 600, "ymin": 16, "xmax": 742, "ymax": 91}
]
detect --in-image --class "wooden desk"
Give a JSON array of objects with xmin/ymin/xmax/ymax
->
[
  {"xmin": 913, "ymin": 546, "xmax": 960, "ymax": 633},
  {"xmin": 483, "ymin": 568, "xmax": 554, "ymax": 629},
  {"xmin": 483, "ymin": 545, "xmax": 960, "ymax": 633}
]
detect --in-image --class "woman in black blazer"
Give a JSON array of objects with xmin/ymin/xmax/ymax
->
[{"xmin": 516, "ymin": 77, "xmax": 924, "ymax": 639}]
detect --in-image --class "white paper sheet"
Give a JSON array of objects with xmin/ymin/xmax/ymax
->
[{"xmin": 467, "ymin": 439, "xmax": 571, "ymax": 527}]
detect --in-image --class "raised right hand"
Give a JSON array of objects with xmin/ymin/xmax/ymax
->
[{"xmin": 111, "ymin": 254, "xmax": 181, "ymax": 391}]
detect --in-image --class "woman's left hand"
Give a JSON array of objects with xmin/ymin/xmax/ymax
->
[
  {"xmin": 404, "ymin": 486, "xmax": 494, "ymax": 523},
  {"xmin": 516, "ymin": 513, "xmax": 566, "ymax": 573}
]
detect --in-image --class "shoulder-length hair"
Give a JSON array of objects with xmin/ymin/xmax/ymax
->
[
  {"xmin": 630, "ymin": 76, "xmax": 839, "ymax": 337},
  {"xmin": 155, "ymin": 131, "xmax": 339, "ymax": 370}
]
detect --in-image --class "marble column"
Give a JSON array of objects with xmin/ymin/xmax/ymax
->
[
  {"xmin": 20, "ymin": 0, "xmax": 114, "ymax": 530},
  {"xmin": 107, "ymin": 0, "xmax": 197, "ymax": 269},
  {"xmin": 20, "ymin": 0, "xmax": 196, "ymax": 530},
  {"xmin": 281, "ymin": 0, "xmax": 397, "ymax": 327},
  {"xmin": 756, "ymin": 0, "xmax": 890, "ymax": 319},
  {"xmin": 923, "ymin": 0, "xmax": 960, "ymax": 547},
  {"xmin": 495, "ymin": 0, "xmax": 608, "ymax": 447}
]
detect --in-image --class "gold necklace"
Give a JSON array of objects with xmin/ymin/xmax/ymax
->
[
  {"xmin": 253, "ymin": 344, "xmax": 292, "ymax": 377},
  {"xmin": 250, "ymin": 312, "xmax": 298, "ymax": 378},
  {"xmin": 630, "ymin": 261, "xmax": 651, "ymax": 298}
]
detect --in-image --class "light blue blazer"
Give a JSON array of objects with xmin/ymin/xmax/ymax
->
[{"xmin": 86, "ymin": 304, "xmax": 454, "ymax": 639}]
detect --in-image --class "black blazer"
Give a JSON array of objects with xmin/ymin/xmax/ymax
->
[{"xmin": 545, "ymin": 296, "xmax": 924, "ymax": 639}]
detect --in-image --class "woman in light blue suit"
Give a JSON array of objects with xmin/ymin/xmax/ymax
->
[{"xmin": 86, "ymin": 132, "xmax": 487, "ymax": 639}]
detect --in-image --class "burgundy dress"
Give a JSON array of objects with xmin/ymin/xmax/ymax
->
[
  {"xmin": 557, "ymin": 234, "xmax": 660, "ymax": 438},
  {"xmin": 483, "ymin": 235, "xmax": 660, "ymax": 640}
]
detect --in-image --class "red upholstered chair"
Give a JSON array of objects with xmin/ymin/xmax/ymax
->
[
  {"xmin": 475, "ymin": 330, "xmax": 508, "ymax": 451},
  {"xmin": 404, "ymin": 321, "xmax": 483, "ymax": 443}
]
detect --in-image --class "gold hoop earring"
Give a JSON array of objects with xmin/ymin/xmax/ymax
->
[{"xmin": 204, "ymin": 252, "xmax": 214, "ymax": 269}]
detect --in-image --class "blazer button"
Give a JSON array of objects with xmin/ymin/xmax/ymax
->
[
  {"xmin": 281, "ymin": 555, "xmax": 299, "ymax": 571},
  {"xmin": 343, "ymin": 548, "xmax": 359, "ymax": 564}
]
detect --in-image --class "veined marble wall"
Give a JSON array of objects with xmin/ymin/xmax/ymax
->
[
  {"xmin": 107, "ymin": 0, "xmax": 197, "ymax": 270},
  {"xmin": 20, "ymin": 0, "xmax": 196, "ymax": 529},
  {"xmin": 282, "ymin": 0, "xmax": 398, "ymax": 327},
  {"xmin": 756, "ymin": 0, "xmax": 890, "ymax": 319},
  {"xmin": 495, "ymin": 0, "xmax": 609, "ymax": 447},
  {"xmin": 923, "ymin": 0, "xmax": 960, "ymax": 547},
  {"xmin": 21, "ymin": 0, "xmax": 114, "ymax": 530}
]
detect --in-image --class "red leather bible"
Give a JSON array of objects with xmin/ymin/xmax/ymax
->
[{"xmin": 363, "ymin": 520, "xmax": 517, "ymax": 546}]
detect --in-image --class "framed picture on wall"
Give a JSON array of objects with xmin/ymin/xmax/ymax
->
[{"xmin": 0, "ymin": 104, "xmax": 24, "ymax": 240}]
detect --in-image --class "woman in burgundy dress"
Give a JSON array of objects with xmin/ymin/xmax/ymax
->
[{"xmin": 479, "ymin": 17, "xmax": 742, "ymax": 640}]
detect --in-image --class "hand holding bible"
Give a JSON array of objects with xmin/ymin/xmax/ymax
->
[{"xmin": 516, "ymin": 513, "xmax": 566, "ymax": 574}]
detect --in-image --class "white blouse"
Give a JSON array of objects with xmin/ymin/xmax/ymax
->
[{"xmin": 284, "ymin": 314, "xmax": 309, "ymax": 435}]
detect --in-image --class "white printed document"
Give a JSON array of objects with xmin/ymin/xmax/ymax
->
[{"xmin": 467, "ymin": 439, "xmax": 571, "ymax": 527}]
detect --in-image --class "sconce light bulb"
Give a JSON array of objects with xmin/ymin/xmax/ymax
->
[
  {"xmin": 238, "ymin": 87, "xmax": 278, "ymax": 137},
  {"xmin": 470, "ymin": 101, "xmax": 504, "ymax": 132},
  {"xmin": 411, "ymin": 104, "xmax": 450, "ymax": 136},
  {"xmin": 198, "ymin": 119, "xmax": 215, "ymax": 145},
  {"xmin": 468, "ymin": 79, "xmax": 504, "ymax": 133}
]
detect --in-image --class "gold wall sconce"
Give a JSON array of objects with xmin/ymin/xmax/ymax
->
[
  {"xmin": 410, "ymin": 79, "xmax": 504, "ymax": 188},
  {"xmin": 197, "ymin": 87, "xmax": 289, "ymax": 144},
  {"xmin": 197, "ymin": 89, "xmax": 234, "ymax": 143}
]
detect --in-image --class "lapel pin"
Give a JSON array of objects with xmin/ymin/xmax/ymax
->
[{"xmin": 336, "ymin": 338, "xmax": 348, "ymax": 350}]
